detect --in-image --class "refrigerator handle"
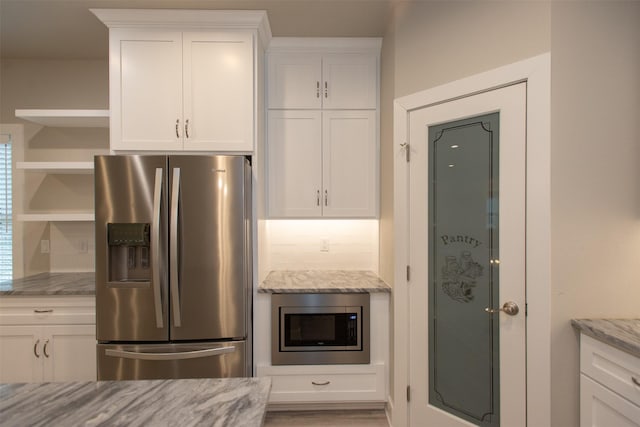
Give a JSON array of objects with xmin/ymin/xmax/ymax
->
[
  {"xmin": 170, "ymin": 167, "xmax": 182, "ymax": 327},
  {"xmin": 105, "ymin": 346, "xmax": 236, "ymax": 361},
  {"xmin": 152, "ymin": 168, "xmax": 164, "ymax": 329}
]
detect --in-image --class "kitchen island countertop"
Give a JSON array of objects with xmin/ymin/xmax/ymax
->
[
  {"xmin": 259, "ymin": 270, "xmax": 391, "ymax": 293},
  {"xmin": 0, "ymin": 272, "xmax": 95, "ymax": 296},
  {"xmin": 0, "ymin": 377, "xmax": 271, "ymax": 427}
]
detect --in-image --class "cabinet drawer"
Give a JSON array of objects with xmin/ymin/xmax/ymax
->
[
  {"xmin": 581, "ymin": 374, "xmax": 640, "ymax": 427},
  {"xmin": 258, "ymin": 364, "xmax": 385, "ymax": 403},
  {"xmin": 0, "ymin": 296, "xmax": 95, "ymax": 325},
  {"xmin": 581, "ymin": 334, "xmax": 640, "ymax": 406}
]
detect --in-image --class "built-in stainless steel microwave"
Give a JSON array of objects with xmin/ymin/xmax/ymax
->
[{"xmin": 271, "ymin": 293, "xmax": 370, "ymax": 365}]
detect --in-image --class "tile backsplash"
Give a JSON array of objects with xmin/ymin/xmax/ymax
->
[{"xmin": 264, "ymin": 219, "xmax": 379, "ymax": 272}]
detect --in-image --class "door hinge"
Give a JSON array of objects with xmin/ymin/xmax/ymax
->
[
  {"xmin": 401, "ymin": 142, "xmax": 410, "ymax": 162},
  {"xmin": 407, "ymin": 385, "xmax": 411, "ymax": 402},
  {"xmin": 406, "ymin": 265, "xmax": 410, "ymax": 282}
]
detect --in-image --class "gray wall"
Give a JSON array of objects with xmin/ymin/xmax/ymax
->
[{"xmin": 550, "ymin": 2, "xmax": 640, "ymax": 425}]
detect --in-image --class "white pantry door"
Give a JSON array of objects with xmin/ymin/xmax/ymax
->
[{"xmin": 408, "ymin": 83, "xmax": 526, "ymax": 427}]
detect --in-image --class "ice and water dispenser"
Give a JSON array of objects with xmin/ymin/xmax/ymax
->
[{"xmin": 107, "ymin": 223, "xmax": 151, "ymax": 284}]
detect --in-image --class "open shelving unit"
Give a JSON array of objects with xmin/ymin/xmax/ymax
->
[
  {"xmin": 15, "ymin": 109, "xmax": 109, "ymax": 128},
  {"xmin": 15, "ymin": 108, "xmax": 107, "ymax": 223}
]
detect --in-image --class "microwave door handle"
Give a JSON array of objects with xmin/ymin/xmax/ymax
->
[
  {"xmin": 105, "ymin": 347, "xmax": 235, "ymax": 361},
  {"xmin": 152, "ymin": 168, "xmax": 164, "ymax": 328},
  {"xmin": 170, "ymin": 168, "xmax": 182, "ymax": 327}
]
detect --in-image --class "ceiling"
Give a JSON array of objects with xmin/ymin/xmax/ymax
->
[{"xmin": 0, "ymin": 0, "xmax": 394, "ymax": 59}]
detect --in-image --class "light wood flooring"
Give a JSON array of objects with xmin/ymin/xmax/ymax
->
[{"xmin": 264, "ymin": 410, "xmax": 389, "ymax": 426}]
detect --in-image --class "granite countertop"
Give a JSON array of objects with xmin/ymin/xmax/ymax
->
[
  {"xmin": 0, "ymin": 377, "xmax": 271, "ymax": 427},
  {"xmin": 0, "ymin": 272, "xmax": 95, "ymax": 296},
  {"xmin": 571, "ymin": 318, "xmax": 640, "ymax": 358},
  {"xmin": 259, "ymin": 270, "xmax": 391, "ymax": 293}
]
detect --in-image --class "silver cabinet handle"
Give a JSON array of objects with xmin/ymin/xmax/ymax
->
[
  {"xmin": 316, "ymin": 190, "xmax": 320, "ymax": 206},
  {"xmin": 324, "ymin": 81, "xmax": 328, "ymax": 98},
  {"xmin": 34, "ymin": 339, "xmax": 40, "ymax": 358},
  {"xmin": 34, "ymin": 309, "xmax": 53, "ymax": 314},
  {"xmin": 316, "ymin": 81, "xmax": 320, "ymax": 98},
  {"xmin": 312, "ymin": 380, "xmax": 330, "ymax": 386},
  {"xmin": 485, "ymin": 301, "xmax": 519, "ymax": 316},
  {"xmin": 175, "ymin": 119, "xmax": 180, "ymax": 138},
  {"xmin": 105, "ymin": 346, "xmax": 235, "ymax": 361},
  {"xmin": 185, "ymin": 119, "xmax": 190, "ymax": 139},
  {"xmin": 632, "ymin": 377, "xmax": 640, "ymax": 387},
  {"xmin": 324, "ymin": 189, "xmax": 328, "ymax": 206},
  {"xmin": 43, "ymin": 339, "xmax": 50, "ymax": 358},
  {"xmin": 170, "ymin": 167, "xmax": 182, "ymax": 327},
  {"xmin": 152, "ymin": 168, "xmax": 164, "ymax": 328}
]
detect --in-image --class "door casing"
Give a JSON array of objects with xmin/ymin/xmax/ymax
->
[{"xmin": 391, "ymin": 53, "xmax": 551, "ymax": 427}]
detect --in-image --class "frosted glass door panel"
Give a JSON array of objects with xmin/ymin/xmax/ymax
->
[{"xmin": 428, "ymin": 113, "xmax": 500, "ymax": 426}]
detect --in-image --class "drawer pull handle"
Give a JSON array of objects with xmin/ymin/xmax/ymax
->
[
  {"xmin": 34, "ymin": 309, "xmax": 53, "ymax": 314},
  {"xmin": 43, "ymin": 340, "xmax": 50, "ymax": 358},
  {"xmin": 632, "ymin": 376, "xmax": 640, "ymax": 387},
  {"xmin": 34, "ymin": 339, "xmax": 40, "ymax": 358},
  {"xmin": 312, "ymin": 381, "xmax": 330, "ymax": 386}
]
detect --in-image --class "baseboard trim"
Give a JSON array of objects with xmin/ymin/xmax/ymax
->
[{"xmin": 267, "ymin": 402, "xmax": 387, "ymax": 412}]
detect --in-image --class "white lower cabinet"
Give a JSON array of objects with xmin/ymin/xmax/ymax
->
[
  {"xmin": 257, "ymin": 363, "xmax": 385, "ymax": 404},
  {"xmin": 579, "ymin": 334, "xmax": 640, "ymax": 427},
  {"xmin": 0, "ymin": 297, "xmax": 96, "ymax": 383}
]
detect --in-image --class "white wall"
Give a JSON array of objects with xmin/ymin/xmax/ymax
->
[
  {"xmin": 550, "ymin": 2, "xmax": 640, "ymax": 426},
  {"xmin": 0, "ymin": 59, "xmax": 108, "ymax": 276}
]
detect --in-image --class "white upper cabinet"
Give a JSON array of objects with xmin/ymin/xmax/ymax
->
[
  {"xmin": 266, "ymin": 38, "xmax": 381, "ymax": 218},
  {"xmin": 267, "ymin": 110, "xmax": 376, "ymax": 218},
  {"xmin": 92, "ymin": 9, "xmax": 271, "ymax": 152},
  {"xmin": 267, "ymin": 39, "xmax": 380, "ymax": 110}
]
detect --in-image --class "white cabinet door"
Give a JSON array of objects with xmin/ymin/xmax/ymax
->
[
  {"xmin": 581, "ymin": 374, "xmax": 640, "ymax": 427},
  {"xmin": 0, "ymin": 325, "xmax": 42, "ymax": 383},
  {"xmin": 110, "ymin": 29, "xmax": 183, "ymax": 151},
  {"xmin": 267, "ymin": 53, "xmax": 322, "ymax": 109},
  {"xmin": 183, "ymin": 32, "xmax": 253, "ymax": 151},
  {"xmin": 44, "ymin": 325, "xmax": 96, "ymax": 382},
  {"xmin": 267, "ymin": 110, "xmax": 322, "ymax": 217},
  {"xmin": 267, "ymin": 53, "xmax": 377, "ymax": 110},
  {"xmin": 322, "ymin": 110, "xmax": 377, "ymax": 217},
  {"xmin": 322, "ymin": 54, "xmax": 377, "ymax": 110}
]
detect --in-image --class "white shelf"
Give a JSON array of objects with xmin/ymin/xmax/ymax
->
[
  {"xmin": 15, "ymin": 109, "xmax": 109, "ymax": 128},
  {"xmin": 18, "ymin": 213, "xmax": 95, "ymax": 222},
  {"xmin": 16, "ymin": 162, "xmax": 94, "ymax": 174}
]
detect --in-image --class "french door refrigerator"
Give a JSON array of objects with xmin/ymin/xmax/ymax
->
[{"xmin": 95, "ymin": 155, "xmax": 252, "ymax": 380}]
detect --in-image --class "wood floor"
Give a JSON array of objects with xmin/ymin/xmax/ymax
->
[{"xmin": 264, "ymin": 410, "xmax": 389, "ymax": 426}]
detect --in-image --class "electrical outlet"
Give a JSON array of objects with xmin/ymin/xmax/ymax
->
[
  {"xmin": 321, "ymin": 239, "xmax": 330, "ymax": 252},
  {"xmin": 40, "ymin": 240, "xmax": 50, "ymax": 254}
]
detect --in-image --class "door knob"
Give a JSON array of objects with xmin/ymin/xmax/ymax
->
[{"xmin": 485, "ymin": 301, "xmax": 519, "ymax": 316}]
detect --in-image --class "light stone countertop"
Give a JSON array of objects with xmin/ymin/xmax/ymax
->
[
  {"xmin": 259, "ymin": 270, "xmax": 391, "ymax": 293},
  {"xmin": 571, "ymin": 318, "xmax": 640, "ymax": 358},
  {"xmin": 0, "ymin": 377, "xmax": 271, "ymax": 427},
  {"xmin": 0, "ymin": 272, "xmax": 95, "ymax": 296}
]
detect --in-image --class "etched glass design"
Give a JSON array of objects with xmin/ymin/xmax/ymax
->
[{"xmin": 428, "ymin": 113, "xmax": 500, "ymax": 426}]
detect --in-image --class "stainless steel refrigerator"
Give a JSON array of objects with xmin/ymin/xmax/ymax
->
[{"xmin": 95, "ymin": 155, "xmax": 252, "ymax": 380}]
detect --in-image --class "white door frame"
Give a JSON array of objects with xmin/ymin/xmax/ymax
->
[{"xmin": 392, "ymin": 53, "xmax": 551, "ymax": 427}]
